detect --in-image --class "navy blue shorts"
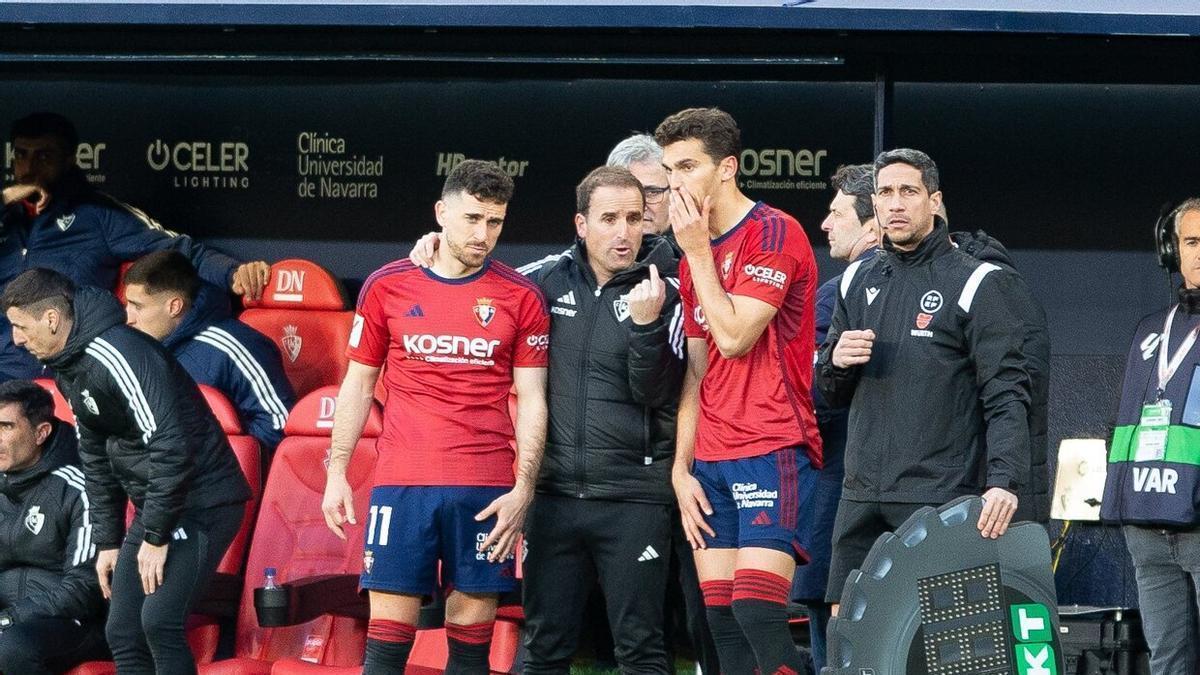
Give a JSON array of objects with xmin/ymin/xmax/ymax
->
[
  {"xmin": 692, "ymin": 447, "xmax": 817, "ymax": 560},
  {"xmin": 359, "ymin": 485, "xmax": 517, "ymax": 595}
]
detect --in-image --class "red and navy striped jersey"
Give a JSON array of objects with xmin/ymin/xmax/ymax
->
[
  {"xmin": 347, "ymin": 258, "xmax": 549, "ymax": 486},
  {"xmin": 680, "ymin": 202, "xmax": 823, "ymax": 466}
]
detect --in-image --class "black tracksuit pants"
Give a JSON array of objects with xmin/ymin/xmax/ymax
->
[
  {"xmin": 106, "ymin": 503, "xmax": 243, "ymax": 675},
  {"xmin": 523, "ymin": 494, "xmax": 672, "ymax": 674},
  {"xmin": 666, "ymin": 508, "xmax": 720, "ymax": 675},
  {"xmin": 0, "ymin": 614, "xmax": 109, "ymax": 674}
]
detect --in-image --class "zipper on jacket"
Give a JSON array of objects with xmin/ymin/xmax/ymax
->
[
  {"xmin": 642, "ymin": 406, "xmax": 652, "ymax": 466},
  {"xmin": 574, "ymin": 285, "xmax": 603, "ymax": 498}
]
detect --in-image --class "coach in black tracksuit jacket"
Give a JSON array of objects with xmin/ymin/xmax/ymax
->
[
  {"xmin": 816, "ymin": 156, "xmax": 1034, "ymax": 604},
  {"xmin": 519, "ymin": 171, "xmax": 685, "ymax": 674},
  {"xmin": 3, "ymin": 270, "xmax": 250, "ymax": 674},
  {"xmin": 0, "ymin": 397, "xmax": 109, "ymax": 674}
]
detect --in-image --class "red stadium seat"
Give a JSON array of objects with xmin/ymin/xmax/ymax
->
[
  {"xmin": 240, "ymin": 259, "xmax": 353, "ymax": 399},
  {"xmin": 269, "ymin": 664, "xmax": 361, "ymax": 674},
  {"xmin": 33, "ymin": 377, "xmax": 74, "ymax": 423},
  {"xmin": 113, "ymin": 261, "xmax": 134, "ymax": 304},
  {"xmin": 197, "ymin": 384, "xmax": 263, "ymax": 576},
  {"xmin": 200, "ymin": 386, "xmax": 382, "ymax": 674}
]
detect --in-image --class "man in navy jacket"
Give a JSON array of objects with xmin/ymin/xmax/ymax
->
[
  {"xmin": 0, "ymin": 112, "xmax": 271, "ymax": 380},
  {"xmin": 124, "ymin": 250, "xmax": 295, "ymax": 455},
  {"xmin": 796, "ymin": 163, "xmax": 880, "ymax": 672}
]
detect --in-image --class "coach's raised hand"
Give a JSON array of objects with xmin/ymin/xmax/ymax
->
[{"xmin": 628, "ymin": 263, "xmax": 667, "ymax": 325}]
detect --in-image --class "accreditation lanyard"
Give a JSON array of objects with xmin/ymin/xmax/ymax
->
[
  {"xmin": 1137, "ymin": 306, "xmax": 1200, "ymax": 461},
  {"xmin": 1157, "ymin": 304, "xmax": 1200, "ymax": 399}
]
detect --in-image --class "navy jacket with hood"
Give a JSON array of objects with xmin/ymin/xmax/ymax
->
[
  {"xmin": 45, "ymin": 287, "xmax": 251, "ymax": 548},
  {"xmin": 162, "ymin": 283, "xmax": 295, "ymax": 451},
  {"xmin": 0, "ymin": 170, "xmax": 242, "ymax": 379}
]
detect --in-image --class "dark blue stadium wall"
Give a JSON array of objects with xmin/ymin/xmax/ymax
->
[{"xmin": 0, "ymin": 75, "xmax": 1174, "ymax": 359}]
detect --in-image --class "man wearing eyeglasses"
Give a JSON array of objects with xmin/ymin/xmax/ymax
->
[{"xmin": 606, "ymin": 134, "xmax": 674, "ymax": 243}]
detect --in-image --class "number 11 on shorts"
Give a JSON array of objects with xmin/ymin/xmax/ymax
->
[{"xmin": 367, "ymin": 505, "xmax": 393, "ymax": 545}]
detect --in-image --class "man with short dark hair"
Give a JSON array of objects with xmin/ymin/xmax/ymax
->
[
  {"xmin": 0, "ymin": 378, "xmax": 108, "ymax": 674},
  {"xmin": 816, "ymin": 149, "xmax": 1035, "ymax": 613},
  {"xmin": 124, "ymin": 250, "xmax": 295, "ymax": 455},
  {"xmin": 659, "ymin": 106, "xmax": 823, "ymax": 675},
  {"xmin": 0, "ymin": 111, "xmax": 271, "ymax": 380},
  {"xmin": 1, "ymin": 267, "xmax": 251, "ymax": 673},
  {"xmin": 324, "ymin": 159, "xmax": 549, "ymax": 675},
  {"xmin": 517, "ymin": 165, "xmax": 684, "ymax": 674}
]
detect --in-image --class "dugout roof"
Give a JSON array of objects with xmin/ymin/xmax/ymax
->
[{"xmin": 2, "ymin": 1, "xmax": 1200, "ymax": 35}]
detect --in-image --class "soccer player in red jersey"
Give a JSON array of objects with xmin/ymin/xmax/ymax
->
[
  {"xmin": 321, "ymin": 160, "xmax": 549, "ymax": 675},
  {"xmin": 657, "ymin": 108, "xmax": 823, "ymax": 675}
]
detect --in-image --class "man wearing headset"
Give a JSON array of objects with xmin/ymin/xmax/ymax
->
[{"xmin": 1102, "ymin": 199, "xmax": 1200, "ymax": 675}]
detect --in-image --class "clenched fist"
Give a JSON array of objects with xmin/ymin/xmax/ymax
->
[{"xmin": 832, "ymin": 329, "xmax": 875, "ymax": 368}]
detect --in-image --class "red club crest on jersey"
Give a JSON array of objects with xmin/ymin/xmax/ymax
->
[
  {"xmin": 915, "ymin": 312, "xmax": 933, "ymax": 329},
  {"xmin": 473, "ymin": 298, "xmax": 496, "ymax": 328},
  {"xmin": 721, "ymin": 251, "xmax": 735, "ymax": 279}
]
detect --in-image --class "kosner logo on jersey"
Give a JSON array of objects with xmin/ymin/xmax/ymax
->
[{"xmin": 403, "ymin": 334, "xmax": 501, "ymax": 359}]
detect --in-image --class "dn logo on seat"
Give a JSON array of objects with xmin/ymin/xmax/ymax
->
[
  {"xmin": 273, "ymin": 269, "xmax": 307, "ymax": 303},
  {"xmin": 316, "ymin": 396, "xmax": 336, "ymax": 429}
]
